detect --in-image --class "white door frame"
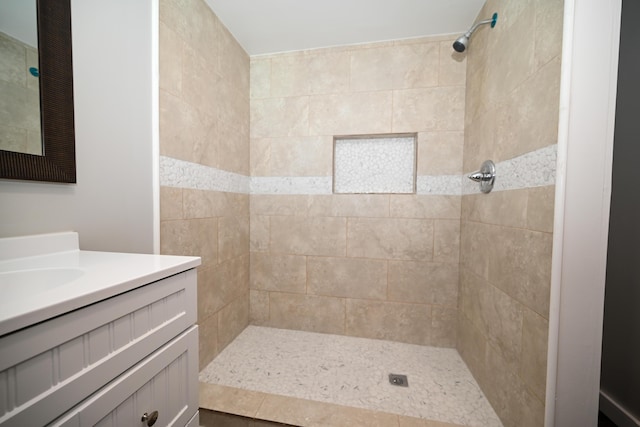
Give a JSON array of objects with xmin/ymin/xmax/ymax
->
[{"xmin": 547, "ymin": 0, "xmax": 622, "ymax": 425}]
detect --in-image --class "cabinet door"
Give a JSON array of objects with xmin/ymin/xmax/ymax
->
[
  {"xmin": 51, "ymin": 326, "xmax": 198, "ymax": 427},
  {"xmin": 0, "ymin": 269, "xmax": 197, "ymax": 427}
]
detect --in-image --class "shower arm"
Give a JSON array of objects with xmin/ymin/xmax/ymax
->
[{"xmin": 464, "ymin": 17, "xmax": 495, "ymax": 37}]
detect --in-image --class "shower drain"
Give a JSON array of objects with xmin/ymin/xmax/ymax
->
[{"xmin": 388, "ymin": 373, "xmax": 409, "ymax": 387}]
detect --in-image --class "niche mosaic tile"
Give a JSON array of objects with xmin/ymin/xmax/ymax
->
[{"xmin": 333, "ymin": 134, "xmax": 416, "ymax": 194}]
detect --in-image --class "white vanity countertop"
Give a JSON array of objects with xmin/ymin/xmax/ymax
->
[{"xmin": 0, "ymin": 232, "xmax": 200, "ymax": 337}]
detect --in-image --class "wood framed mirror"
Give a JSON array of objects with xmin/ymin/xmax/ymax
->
[{"xmin": 0, "ymin": 0, "xmax": 76, "ymax": 183}]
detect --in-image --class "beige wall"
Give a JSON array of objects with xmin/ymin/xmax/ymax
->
[
  {"xmin": 158, "ymin": 0, "xmax": 250, "ymax": 369},
  {"xmin": 458, "ymin": 0, "xmax": 563, "ymax": 426},
  {"xmin": 0, "ymin": 32, "xmax": 41, "ymax": 155},
  {"xmin": 249, "ymin": 37, "xmax": 466, "ymax": 346}
]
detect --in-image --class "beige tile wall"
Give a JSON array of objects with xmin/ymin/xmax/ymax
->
[
  {"xmin": 0, "ymin": 32, "xmax": 41, "ymax": 155},
  {"xmin": 158, "ymin": 4, "xmax": 560, "ymax": 423},
  {"xmin": 458, "ymin": 0, "xmax": 563, "ymax": 425},
  {"xmin": 249, "ymin": 36, "xmax": 465, "ymax": 346},
  {"xmin": 159, "ymin": 0, "xmax": 250, "ymax": 369}
]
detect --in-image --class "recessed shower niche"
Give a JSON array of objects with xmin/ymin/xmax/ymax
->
[{"xmin": 333, "ymin": 134, "xmax": 417, "ymax": 194}]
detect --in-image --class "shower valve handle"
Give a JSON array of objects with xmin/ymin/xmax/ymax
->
[
  {"xmin": 468, "ymin": 171, "xmax": 493, "ymax": 182},
  {"xmin": 467, "ymin": 160, "xmax": 496, "ymax": 193}
]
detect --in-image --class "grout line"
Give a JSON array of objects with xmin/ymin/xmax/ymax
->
[
  {"xmin": 253, "ymin": 394, "xmax": 268, "ymax": 419},
  {"xmin": 385, "ymin": 259, "xmax": 390, "ymax": 301},
  {"xmin": 344, "ymin": 217, "xmax": 350, "ymax": 258},
  {"xmin": 304, "ymin": 256, "xmax": 309, "ymax": 295}
]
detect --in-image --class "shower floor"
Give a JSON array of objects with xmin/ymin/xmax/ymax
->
[{"xmin": 199, "ymin": 326, "xmax": 502, "ymax": 427}]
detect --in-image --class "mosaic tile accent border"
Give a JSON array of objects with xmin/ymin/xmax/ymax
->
[
  {"xmin": 417, "ymin": 175, "xmax": 463, "ymax": 195},
  {"xmin": 250, "ymin": 176, "xmax": 333, "ymax": 195},
  {"xmin": 461, "ymin": 145, "xmax": 557, "ymax": 195},
  {"xmin": 160, "ymin": 145, "xmax": 556, "ymax": 195},
  {"xmin": 160, "ymin": 156, "xmax": 250, "ymax": 193}
]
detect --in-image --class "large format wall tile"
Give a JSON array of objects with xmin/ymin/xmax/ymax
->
[
  {"xmin": 480, "ymin": 284, "xmax": 524, "ymax": 371},
  {"xmin": 251, "ymin": 97, "xmax": 309, "ymax": 138},
  {"xmin": 199, "ymin": 255, "xmax": 248, "ymax": 321},
  {"xmin": 269, "ymin": 293, "xmax": 346, "ymax": 335},
  {"xmin": 535, "ymin": 0, "xmax": 564, "ymax": 68},
  {"xmin": 160, "ymin": 186, "xmax": 183, "ymax": 220},
  {"xmin": 309, "ymin": 91, "xmax": 393, "ymax": 136},
  {"xmin": 159, "ymin": 22, "xmax": 182, "ymax": 96},
  {"xmin": 270, "ymin": 51, "xmax": 350, "ymax": 97},
  {"xmin": 249, "ymin": 289, "xmax": 270, "ymax": 325},
  {"xmin": 160, "ymin": 90, "xmax": 217, "ymax": 167},
  {"xmin": 184, "ymin": 190, "xmax": 248, "ymax": 219},
  {"xmin": 417, "ymin": 131, "xmax": 464, "ymax": 175},
  {"xmin": 388, "ymin": 261, "xmax": 458, "ymax": 306},
  {"xmin": 347, "ymin": 218, "xmax": 434, "ymax": 261},
  {"xmin": 248, "ymin": 36, "xmax": 465, "ymax": 346},
  {"xmin": 389, "ymin": 195, "xmax": 461, "ymax": 219},
  {"xmin": 181, "ymin": 46, "xmax": 221, "ymax": 121},
  {"xmin": 250, "ymin": 135, "xmax": 333, "ymax": 177},
  {"xmin": 462, "ymin": 107, "xmax": 497, "ymax": 172},
  {"xmin": 392, "ymin": 87, "xmax": 465, "ymax": 133},
  {"xmin": 250, "ymin": 253, "xmax": 307, "ymax": 293},
  {"xmin": 160, "ymin": 0, "xmax": 250, "ymax": 367},
  {"xmin": 487, "ymin": 226, "xmax": 552, "ymax": 318},
  {"xmin": 307, "ymin": 257, "xmax": 387, "ymax": 300},
  {"xmin": 350, "ymin": 43, "xmax": 440, "ymax": 92},
  {"xmin": 198, "ymin": 313, "xmax": 218, "ymax": 371},
  {"xmin": 250, "ymin": 194, "xmax": 310, "ymax": 216},
  {"xmin": 432, "ymin": 306, "xmax": 458, "ymax": 347},
  {"xmin": 270, "ymin": 216, "xmax": 347, "ymax": 257},
  {"xmin": 218, "ymin": 215, "xmax": 249, "ymax": 263},
  {"xmin": 456, "ymin": 314, "xmax": 486, "ymax": 379},
  {"xmin": 307, "ymin": 194, "xmax": 390, "ymax": 218},
  {"xmin": 217, "ymin": 292, "xmax": 250, "ymax": 350},
  {"xmin": 160, "ymin": 0, "xmax": 218, "ymax": 65},
  {"xmin": 438, "ymin": 41, "xmax": 467, "ymax": 87},
  {"xmin": 249, "ymin": 58, "xmax": 271, "ymax": 99},
  {"xmin": 434, "ymin": 220, "xmax": 461, "ymax": 263},
  {"xmin": 520, "ymin": 308, "xmax": 549, "ymax": 401},
  {"xmin": 462, "ymin": 190, "xmax": 527, "ymax": 229},
  {"xmin": 458, "ymin": 0, "xmax": 561, "ymax": 424},
  {"xmin": 460, "ymin": 221, "xmax": 491, "ymax": 280},
  {"xmin": 218, "ymin": 22, "xmax": 250, "ymax": 96},
  {"xmin": 160, "ymin": 218, "xmax": 218, "ymax": 269},
  {"xmin": 346, "ymin": 299, "xmax": 432, "ymax": 345},
  {"xmin": 249, "ymin": 215, "xmax": 270, "ymax": 252},
  {"xmin": 199, "ymin": 255, "xmax": 249, "ymax": 318},
  {"xmin": 482, "ymin": 1, "xmax": 537, "ymax": 108},
  {"xmin": 494, "ymin": 57, "xmax": 561, "ymax": 162},
  {"xmin": 526, "ymin": 186, "xmax": 555, "ymax": 233}
]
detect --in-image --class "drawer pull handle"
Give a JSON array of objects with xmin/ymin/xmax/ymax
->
[{"xmin": 141, "ymin": 410, "xmax": 159, "ymax": 426}]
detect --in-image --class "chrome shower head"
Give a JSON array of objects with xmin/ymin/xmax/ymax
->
[
  {"xmin": 453, "ymin": 34, "xmax": 470, "ymax": 52},
  {"xmin": 452, "ymin": 12, "xmax": 498, "ymax": 53}
]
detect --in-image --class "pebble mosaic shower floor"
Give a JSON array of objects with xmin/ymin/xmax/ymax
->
[{"xmin": 199, "ymin": 326, "xmax": 502, "ymax": 427}]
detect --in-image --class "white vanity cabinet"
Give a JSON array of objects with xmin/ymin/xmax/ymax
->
[{"xmin": 0, "ymin": 268, "xmax": 199, "ymax": 427}]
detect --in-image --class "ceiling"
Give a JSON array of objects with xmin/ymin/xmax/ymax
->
[{"xmin": 204, "ymin": 0, "xmax": 486, "ymax": 56}]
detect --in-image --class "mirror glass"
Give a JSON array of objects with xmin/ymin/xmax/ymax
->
[{"xmin": 0, "ymin": 0, "xmax": 42, "ymax": 156}]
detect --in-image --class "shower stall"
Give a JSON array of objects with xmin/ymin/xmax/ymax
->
[{"xmin": 158, "ymin": 0, "xmax": 563, "ymax": 425}]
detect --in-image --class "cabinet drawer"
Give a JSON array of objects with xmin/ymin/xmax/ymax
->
[
  {"xmin": 51, "ymin": 326, "xmax": 199, "ymax": 427},
  {"xmin": 0, "ymin": 269, "xmax": 197, "ymax": 427}
]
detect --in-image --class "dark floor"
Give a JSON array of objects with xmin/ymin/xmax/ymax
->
[
  {"xmin": 200, "ymin": 409, "xmax": 296, "ymax": 427},
  {"xmin": 598, "ymin": 411, "xmax": 618, "ymax": 427}
]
